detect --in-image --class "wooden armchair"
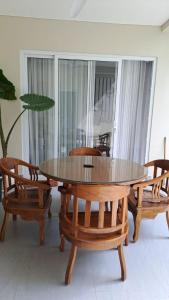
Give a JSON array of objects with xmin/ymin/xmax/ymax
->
[
  {"xmin": 0, "ymin": 157, "xmax": 52, "ymax": 245},
  {"xmin": 69, "ymin": 147, "xmax": 102, "ymax": 156},
  {"xmin": 59, "ymin": 184, "xmax": 129, "ymax": 285},
  {"xmin": 94, "ymin": 132, "xmax": 111, "ymax": 157},
  {"xmin": 128, "ymin": 160, "xmax": 169, "ymax": 242},
  {"xmin": 144, "ymin": 159, "xmax": 169, "ymax": 178}
]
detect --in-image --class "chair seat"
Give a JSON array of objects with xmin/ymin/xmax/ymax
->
[
  {"xmin": 3, "ymin": 189, "xmax": 51, "ymax": 211},
  {"xmin": 129, "ymin": 189, "xmax": 169, "ymax": 208}
]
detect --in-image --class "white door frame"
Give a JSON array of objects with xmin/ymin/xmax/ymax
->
[{"xmin": 20, "ymin": 50, "xmax": 156, "ymax": 163}]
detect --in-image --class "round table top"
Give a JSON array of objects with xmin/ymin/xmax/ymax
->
[{"xmin": 39, "ymin": 156, "xmax": 147, "ymax": 185}]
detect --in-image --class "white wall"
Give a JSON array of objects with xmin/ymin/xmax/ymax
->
[{"xmin": 0, "ymin": 16, "xmax": 169, "ymax": 160}]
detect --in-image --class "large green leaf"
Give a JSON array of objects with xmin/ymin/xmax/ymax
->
[
  {"xmin": 20, "ymin": 94, "xmax": 55, "ymax": 111},
  {"xmin": 0, "ymin": 69, "xmax": 16, "ymax": 100}
]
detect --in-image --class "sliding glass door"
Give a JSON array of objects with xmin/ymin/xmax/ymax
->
[
  {"xmin": 58, "ymin": 59, "xmax": 118, "ymax": 157},
  {"xmin": 23, "ymin": 52, "xmax": 155, "ymax": 165}
]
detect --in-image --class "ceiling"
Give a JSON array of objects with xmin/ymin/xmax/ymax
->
[{"xmin": 0, "ymin": 0, "xmax": 169, "ymax": 26}]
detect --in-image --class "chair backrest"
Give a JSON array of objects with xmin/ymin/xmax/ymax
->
[
  {"xmin": 0, "ymin": 157, "xmax": 38, "ymax": 189},
  {"xmin": 69, "ymin": 147, "xmax": 102, "ymax": 156},
  {"xmin": 62, "ymin": 184, "xmax": 129, "ymax": 236},
  {"xmin": 145, "ymin": 159, "xmax": 169, "ymax": 175},
  {"xmin": 0, "ymin": 157, "xmax": 39, "ymax": 178},
  {"xmin": 144, "ymin": 159, "xmax": 169, "ymax": 194},
  {"xmin": 98, "ymin": 132, "xmax": 111, "ymax": 146}
]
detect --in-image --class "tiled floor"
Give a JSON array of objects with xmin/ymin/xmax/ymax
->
[{"xmin": 0, "ymin": 190, "xmax": 169, "ymax": 300}]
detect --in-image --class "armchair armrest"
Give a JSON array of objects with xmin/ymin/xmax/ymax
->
[
  {"xmin": 18, "ymin": 161, "xmax": 39, "ymax": 170},
  {"xmin": 132, "ymin": 171, "xmax": 169, "ymax": 190},
  {"xmin": 17, "ymin": 175, "xmax": 50, "ymax": 190},
  {"xmin": 144, "ymin": 160, "xmax": 154, "ymax": 168},
  {"xmin": 18, "ymin": 161, "xmax": 50, "ymax": 182}
]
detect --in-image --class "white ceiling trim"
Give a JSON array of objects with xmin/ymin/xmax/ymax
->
[{"xmin": 0, "ymin": 0, "xmax": 169, "ymax": 27}]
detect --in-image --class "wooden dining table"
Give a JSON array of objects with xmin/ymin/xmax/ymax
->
[{"xmin": 39, "ymin": 156, "xmax": 147, "ymax": 185}]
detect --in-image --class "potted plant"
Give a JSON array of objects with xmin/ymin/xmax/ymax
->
[
  {"xmin": 0, "ymin": 69, "xmax": 55, "ymax": 199},
  {"xmin": 0, "ymin": 69, "xmax": 55, "ymax": 157}
]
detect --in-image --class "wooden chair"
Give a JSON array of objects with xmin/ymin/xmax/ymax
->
[
  {"xmin": 69, "ymin": 147, "xmax": 102, "ymax": 156},
  {"xmin": 0, "ymin": 157, "xmax": 52, "ymax": 245},
  {"xmin": 58, "ymin": 146, "xmax": 101, "ymax": 193},
  {"xmin": 144, "ymin": 159, "xmax": 169, "ymax": 178},
  {"xmin": 128, "ymin": 159, "xmax": 169, "ymax": 242},
  {"xmin": 94, "ymin": 132, "xmax": 111, "ymax": 157},
  {"xmin": 59, "ymin": 184, "xmax": 129, "ymax": 285},
  {"xmin": 94, "ymin": 145, "xmax": 110, "ymax": 157}
]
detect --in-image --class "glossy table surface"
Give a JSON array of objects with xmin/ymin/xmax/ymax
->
[{"xmin": 40, "ymin": 156, "xmax": 146, "ymax": 185}]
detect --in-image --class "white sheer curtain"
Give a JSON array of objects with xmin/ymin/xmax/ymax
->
[
  {"xmin": 58, "ymin": 59, "xmax": 92, "ymax": 156},
  {"xmin": 27, "ymin": 57, "xmax": 55, "ymax": 165},
  {"xmin": 115, "ymin": 60, "xmax": 152, "ymax": 164},
  {"xmin": 94, "ymin": 76, "xmax": 116, "ymax": 124},
  {"xmin": 86, "ymin": 61, "xmax": 96, "ymax": 147}
]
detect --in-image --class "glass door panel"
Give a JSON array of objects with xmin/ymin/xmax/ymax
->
[
  {"xmin": 58, "ymin": 59, "xmax": 119, "ymax": 157},
  {"xmin": 58, "ymin": 59, "xmax": 88, "ymax": 156},
  {"xmin": 92, "ymin": 61, "xmax": 118, "ymax": 156},
  {"xmin": 27, "ymin": 57, "xmax": 55, "ymax": 165}
]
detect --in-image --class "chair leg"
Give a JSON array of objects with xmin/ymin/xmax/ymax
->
[
  {"xmin": 65, "ymin": 245, "xmax": 77, "ymax": 285},
  {"xmin": 48, "ymin": 195, "xmax": 52, "ymax": 219},
  {"xmin": 133, "ymin": 214, "xmax": 141, "ymax": 242},
  {"xmin": 48, "ymin": 207, "xmax": 52, "ymax": 219},
  {"xmin": 117, "ymin": 243, "xmax": 126, "ymax": 281},
  {"xmin": 124, "ymin": 220, "xmax": 129, "ymax": 246},
  {"xmin": 166, "ymin": 210, "xmax": 169, "ymax": 230},
  {"xmin": 0, "ymin": 212, "xmax": 9, "ymax": 241},
  {"xmin": 60, "ymin": 233, "xmax": 65, "ymax": 252},
  {"xmin": 13, "ymin": 214, "xmax": 17, "ymax": 221},
  {"xmin": 39, "ymin": 217, "xmax": 45, "ymax": 246},
  {"xmin": 124, "ymin": 234, "xmax": 128, "ymax": 246}
]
